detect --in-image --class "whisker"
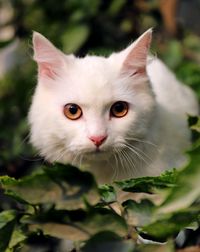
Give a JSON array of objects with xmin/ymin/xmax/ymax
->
[
  {"xmin": 121, "ymin": 148, "xmax": 136, "ymax": 178},
  {"xmin": 71, "ymin": 152, "xmax": 81, "ymax": 167},
  {"xmin": 125, "ymin": 142, "xmax": 154, "ymax": 164},
  {"xmin": 125, "ymin": 136, "xmax": 158, "ymax": 148},
  {"xmin": 79, "ymin": 154, "xmax": 84, "ymax": 168},
  {"xmin": 105, "ymin": 156, "xmax": 115, "ymax": 182},
  {"xmin": 53, "ymin": 149, "xmax": 68, "ymax": 164},
  {"xmin": 113, "ymin": 154, "xmax": 118, "ymax": 181},
  {"xmin": 112, "ymin": 148, "xmax": 123, "ymax": 180},
  {"xmin": 121, "ymin": 142, "xmax": 148, "ymax": 166},
  {"xmin": 115, "ymin": 148, "xmax": 125, "ymax": 177},
  {"xmin": 116, "ymin": 148, "xmax": 131, "ymax": 179}
]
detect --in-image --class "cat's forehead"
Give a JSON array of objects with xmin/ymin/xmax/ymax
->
[
  {"xmin": 60, "ymin": 56, "xmax": 120, "ymax": 102},
  {"xmin": 50, "ymin": 54, "xmax": 133, "ymax": 109},
  {"xmin": 72, "ymin": 55, "xmax": 117, "ymax": 82}
]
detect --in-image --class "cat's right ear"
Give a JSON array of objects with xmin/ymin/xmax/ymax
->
[
  {"xmin": 120, "ymin": 29, "xmax": 152, "ymax": 77},
  {"xmin": 32, "ymin": 32, "xmax": 65, "ymax": 80}
]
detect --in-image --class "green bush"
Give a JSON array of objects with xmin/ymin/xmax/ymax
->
[{"xmin": 0, "ymin": 116, "xmax": 199, "ymax": 251}]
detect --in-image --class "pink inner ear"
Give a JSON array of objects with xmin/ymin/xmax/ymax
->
[
  {"xmin": 38, "ymin": 62, "xmax": 57, "ymax": 79},
  {"xmin": 122, "ymin": 30, "xmax": 152, "ymax": 76},
  {"xmin": 33, "ymin": 32, "xmax": 64, "ymax": 80},
  {"xmin": 123, "ymin": 46, "xmax": 149, "ymax": 76},
  {"xmin": 124, "ymin": 65, "xmax": 146, "ymax": 77}
]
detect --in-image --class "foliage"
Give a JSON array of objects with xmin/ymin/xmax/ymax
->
[
  {"xmin": 0, "ymin": 117, "xmax": 199, "ymax": 251},
  {"xmin": 1, "ymin": 0, "xmax": 200, "ymax": 176}
]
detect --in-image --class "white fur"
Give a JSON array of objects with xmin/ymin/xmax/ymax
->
[{"xmin": 28, "ymin": 30, "xmax": 199, "ymax": 184}]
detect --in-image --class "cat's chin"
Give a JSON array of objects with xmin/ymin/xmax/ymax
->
[{"xmin": 83, "ymin": 149, "xmax": 112, "ymax": 161}]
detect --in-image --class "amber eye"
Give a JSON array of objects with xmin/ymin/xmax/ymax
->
[
  {"xmin": 63, "ymin": 103, "xmax": 82, "ymax": 120},
  {"xmin": 110, "ymin": 101, "xmax": 129, "ymax": 118}
]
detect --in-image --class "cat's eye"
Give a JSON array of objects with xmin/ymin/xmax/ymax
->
[
  {"xmin": 110, "ymin": 101, "xmax": 129, "ymax": 118},
  {"xmin": 63, "ymin": 103, "xmax": 82, "ymax": 120}
]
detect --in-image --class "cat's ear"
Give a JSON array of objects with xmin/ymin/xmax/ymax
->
[
  {"xmin": 121, "ymin": 29, "xmax": 152, "ymax": 77},
  {"xmin": 32, "ymin": 32, "xmax": 65, "ymax": 79}
]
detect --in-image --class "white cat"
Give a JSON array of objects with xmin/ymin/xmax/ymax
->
[{"xmin": 28, "ymin": 29, "xmax": 199, "ymax": 184}]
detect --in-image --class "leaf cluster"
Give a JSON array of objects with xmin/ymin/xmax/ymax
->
[
  {"xmin": 0, "ymin": 117, "xmax": 199, "ymax": 252},
  {"xmin": 1, "ymin": 0, "xmax": 200, "ymax": 178}
]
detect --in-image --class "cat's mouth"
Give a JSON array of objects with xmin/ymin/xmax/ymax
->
[
  {"xmin": 85, "ymin": 148, "xmax": 105, "ymax": 155},
  {"xmin": 83, "ymin": 147, "xmax": 111, "ymax": 160}
]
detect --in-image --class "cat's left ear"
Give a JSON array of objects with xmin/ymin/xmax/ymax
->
[
  {"xmin": 121, "ymin": 28, "xmax": 152, "ymax": 77},
  {"xmin": 32, "ymin": 32, "xmax": 65, "ymax": 80}
]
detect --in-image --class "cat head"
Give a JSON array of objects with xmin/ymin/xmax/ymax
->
[{"xmin": 28, "ymin": 29, "xmax": 156, "ymax": 166}]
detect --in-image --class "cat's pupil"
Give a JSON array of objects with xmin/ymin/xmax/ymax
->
[
  {"xmin": 69, "ymin": 105, "xmax": 78, "ymax": 114},
  {"xmin": 115, "ymin": 103, "xmax": 124, "ymax": 112}
]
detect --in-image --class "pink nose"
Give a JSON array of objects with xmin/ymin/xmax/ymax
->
[{"xmin": 89, "ymin": 135, "xmax": 107, "ymax": 147}]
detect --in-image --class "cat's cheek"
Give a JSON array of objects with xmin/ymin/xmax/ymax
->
[{"xmin": 108, "ymin": 114, "xmax": 134, "ymax": 142}]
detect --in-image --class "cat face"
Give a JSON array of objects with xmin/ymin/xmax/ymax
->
[{"xmin": 29, "ymin": 29, "xmax": 156, "ymax": 165}]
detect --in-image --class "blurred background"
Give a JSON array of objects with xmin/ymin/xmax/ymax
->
[{"xmin": 0, "ymin": 0, "xmax": 200, "ymax": 179}]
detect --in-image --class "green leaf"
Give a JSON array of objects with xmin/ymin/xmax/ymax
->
[
  {"xmin": 0, "ymin": 164, "xmax": 99, "ymax": 210},
  {"xmin": 80, "ymin": 208, "xmax": 128, "ymax": 237},
  {"xmin": 115, "ymin": 169, "xmax": 178, "ymax": 194},
  {"xmin": 99, "ymin": 184, "xmax": 117, "ymax": 203},
  {"xmin": 108, "ymin": 0, "xmax": 125, "ymax": 16},
  {"xmin": 0, "ymin": 177, "xmax": 30, "ymax": 205},
  {"xmin": 29, "ymin": 222, "xmax": 90, "ymax": 241},
  {"xmin": 188, "ymin": 115, "xmax": 200, "ymax": 142},
  {"xmin": 0, "ymin": 210, "xmax": 17, "ymax": 252},
  {"xmin": 183, "ymin": 34, "xmax": 200, "ymax": 52},
  {"xmin": 158, "ymin": 145, "xmax": 200, "ymax": 214},
  {"xmin": 82, "ymin": 231, "xmax": 134, "ymax": 252},
  {"xmin": 123, "ymin": 199, "xmax": 155, "ymax": 226},
  {"xmin": 0, "ymin": 173, "xmax": 55, "ymax": 206},
  {"xmin": 25, "ymin": 207, "xmax": 127, "ymax": 241},
  {"xmin": 161, "ymin": 40, "xmax": 183, "ymax": 68},
  {"xmin": 61, "ymin": 25, "xmax": 90, "ymax": 53},
  {"xmin": 189, "ymin": 115, "xmax": 200, "ymax": 133},
  {"xmin": 23, "ymin": 208, "xmax": 90, "ymax": 240},
  {"xmin": 176, "ymin": 62, "xmax": 200, "ymax": 98},
  {"xmin": 8, "ymin": 228, "xmax": 27, "ymax": 250},
  {"xmin": 142, "ymin": 207, "xmax": 200, "ymax": 241},
  {"xmin": 0, "ymin": 210, "xmax": 16, "ymax": 230}
]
